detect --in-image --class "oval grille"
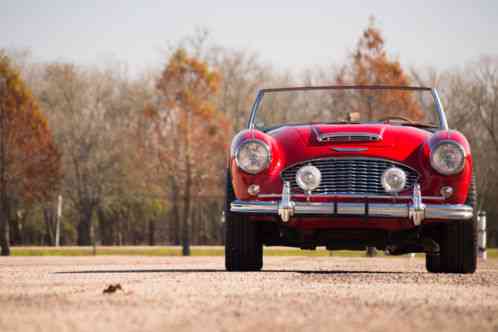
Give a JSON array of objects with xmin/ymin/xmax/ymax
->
[{"xmin": 281, "ymin": 158, "xmax": 419, "ymax": 195}]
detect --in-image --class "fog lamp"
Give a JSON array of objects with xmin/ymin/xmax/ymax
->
[
  {"xmin": 296, "ymin": 165, "xmax": 321, "ymax": 193},
  {"xmin": 381, "ymin": 167, "xmax": 407, "ymax": 193}
]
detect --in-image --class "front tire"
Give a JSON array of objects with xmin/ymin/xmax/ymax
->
[
  {"xmin": 426, "ymin": 176, "xmax": 477, "ymax": 274},
  {"xmin": 224, "ymin": 172, "xmax": 263, "ymax": 271}
]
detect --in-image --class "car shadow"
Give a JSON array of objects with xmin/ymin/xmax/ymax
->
[{"xmin": 55, "ymin": 269, "xmax": 410, "ymax": 275}]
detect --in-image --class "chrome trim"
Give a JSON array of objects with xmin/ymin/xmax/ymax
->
[
  {"xmin": 425, "ymin": 205, "xmax": 473, "ymax": 220},
  {"xmin": 337, "ymin": 203, "xmax": 365, "ymax": 215},
  {"xmin": 429, "ymin": 140, "xmax": 466, "ymax": 175},
  {"xmin": 231, "ymin": 201, "xmax": 278, "ymax": 213},
  {"xmin": 332, "ymin": 147, "xmax": 368, "ymax": 152},
  {"xmin": 257, "ymin": 193, "xmax": 446, "ymax": 201},
  {"xmin": 316, "ymin": 131, "xmax": 382, "ymax": 143},
  {"xmin": 431, "ymin": 88, "xmax": 448, "ymax": 130},
  {"xmin": 234, "ymin": 139, "xmax": 271, "ymax": 175},
  {"xmin": 294, "ymin": 202, "xmax": 333, "ymax": 214},
  {"xmin": 368, "ymin": 204, "xmax": 408, "ymax": 218},
  {"xmin": 231, "ymin": 200, "xmax": 473, "ymax": 222},
  {"xmin": 278, "ymin": 181, "xmax": 295, "ymax": 222},
  {"xmin": 248, "ymin": 90, "xmax": 263, "ymax": 130},
  {"xmin": 248, "ymin": 87, "xmax": 447, "ymax": 131},
  {"xmin": 231, "ymin": 181, "xmax": 473, "ymax": 224},
  {"xmin": 409, "ymin": 184, "xmax": 425, "ymax": 226}
]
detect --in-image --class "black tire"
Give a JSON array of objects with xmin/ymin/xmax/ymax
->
[
  {"xmin": 426, "ymin": 175, "xmax": 477, "ymax": 274},
  {"xmin": 224, "ymin": 171, "xmax": 263, "ymax": 271},
  {"xmin": 425, "ymin": 252, "xmax": 441, "ymax": 273}
]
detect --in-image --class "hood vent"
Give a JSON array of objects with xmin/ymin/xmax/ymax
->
[{"xmin": 316, "ymin": 132, "xmax": 382, "ymax": 143}]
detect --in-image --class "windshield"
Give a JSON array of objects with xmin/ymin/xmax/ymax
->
[{"xmin": 250, "ymin": 86, "xmax": 443, "ymax": 130}]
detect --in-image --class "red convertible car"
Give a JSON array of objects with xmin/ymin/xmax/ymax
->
[{"xmin": 225, "ymin": 86, "xmax": 476, "ymax": 273}]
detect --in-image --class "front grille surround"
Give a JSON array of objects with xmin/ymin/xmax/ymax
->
[{"xmin": 281, "ymin": 157, "xmax": 420, "ymax": 195}]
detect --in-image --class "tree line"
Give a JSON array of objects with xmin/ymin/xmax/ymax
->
[{"xmin": 0, "ymin": 22, "xmax": 497, "ymax": 255}]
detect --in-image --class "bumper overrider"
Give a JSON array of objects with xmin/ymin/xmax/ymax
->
[{"xmin": 230, "ymin": 182, "xmax": 473, "ymax": 226}]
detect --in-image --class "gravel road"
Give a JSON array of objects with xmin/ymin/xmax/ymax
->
[{"xmin": 0, "ymin": 256, "xmax": 497, "ymax": 332}]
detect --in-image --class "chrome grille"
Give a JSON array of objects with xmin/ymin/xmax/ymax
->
[{"xmin": 281, "ymin": 158, "xmax": 419, "ymax": 195}]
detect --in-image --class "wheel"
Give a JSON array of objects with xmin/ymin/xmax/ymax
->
[
  {"xmin": 426, "ymin": 175, "xmax": 477, "ymax": 273},
  {"xmin": 224, "ymin": 171, "xmax": 263, "ymax": 271},
  {"xmin": 425, "ymin": 251, "xmax": 441, "ymax": 273}
]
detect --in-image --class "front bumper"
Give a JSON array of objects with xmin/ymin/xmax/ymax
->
[{"xmin": 230, "ymin": 182, "xmax": 473, "ymax": 226}]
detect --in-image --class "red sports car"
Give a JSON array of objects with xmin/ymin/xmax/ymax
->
[{"xmin": 225, "ymin": 86, "xmax": 476, "ymax": 273}]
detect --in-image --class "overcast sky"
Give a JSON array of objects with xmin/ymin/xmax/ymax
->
[{"xmin": 2, "ymin": 0, "xmax": 497, "ymax": 74}]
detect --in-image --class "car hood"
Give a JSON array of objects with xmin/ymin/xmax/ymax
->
[{"xmin": 267, "ymin": 124, "xmax": 433, "ymax": 167}]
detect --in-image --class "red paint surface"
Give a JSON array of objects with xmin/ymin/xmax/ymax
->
[{"xmin": 230, "ymin": 124, "xmax": 472, "ymax": 230}]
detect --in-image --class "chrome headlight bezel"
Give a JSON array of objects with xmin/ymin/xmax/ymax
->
[
  {"xmin": 430, "ymin": 140, "xmax": 466, "ymax": 176},
  {"xmin": 234, "ymin": 139, "xmax": 271, "ymax": 174}
]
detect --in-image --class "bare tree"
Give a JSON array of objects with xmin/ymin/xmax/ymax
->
[
  {"xmin": 39, "ymin": 63, "xmax": 139, "ymax": 245},
  {"xmin": 412, "ymin": 57, "xmax": 498, "ymax": 245}
]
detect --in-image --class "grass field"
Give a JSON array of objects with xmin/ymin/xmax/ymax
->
[{"xmin": 9, "ymin": 246, "xmax": 498, "ymax": 258}]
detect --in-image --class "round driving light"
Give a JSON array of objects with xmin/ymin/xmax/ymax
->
[
  {"xmin": 381, "ymin": 167, "xmax": 407, "ymax": 193},
  {"xmin": 296, "ymin": 165, "xmax": 321, "ymax": 192},
  {"xmin": 440, "ymin": 186, "xmax": 454, "ymax": 198},
  {"xmin": 430, "ymin": 141, "xmax": 465, "ymax": 175},
  {"xmin": 247, "ymin": 184, "xmax": 260, "ymax": 196}
]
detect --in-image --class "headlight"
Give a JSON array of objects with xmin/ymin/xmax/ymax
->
[
  {"xmin": 430, "ymin": 141, "xmax": 465, "ymax": 175},
  {"xmin": 381, "ymin": 167, "xmax": 407, "ymax": 193},
  {"xmin": 296, "ymin": 165, "xmax": 321, "ymax": 192},
  {"xmin": 235, "ymin": 140, "xmax": 271, "ymax": 174}
]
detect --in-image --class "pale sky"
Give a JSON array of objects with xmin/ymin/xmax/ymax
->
[{"xmin": 2, "ymin": 0, "xmax": 497, "ymax": 74}]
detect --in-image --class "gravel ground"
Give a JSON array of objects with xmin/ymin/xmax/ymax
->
[{"xmin": 0, "ymin": 256, "xmax": 497, "ymax": 332}]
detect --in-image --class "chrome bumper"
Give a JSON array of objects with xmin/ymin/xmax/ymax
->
[{"xmin": 230, "ymin": 182, "xmax": 473, "ymax": 225}]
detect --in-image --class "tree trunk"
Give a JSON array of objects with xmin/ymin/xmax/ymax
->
[
  {"xmin": 77, "ymin": 204, "xmax": 93, "ymax": 246},
  {"xmin": 117, "ymin": 217, "xmax": 122, "ymax": 245},
  {"xmin": 191, "ymin": 205, "xmax": 199, "ymax": 245},
  {"xmin": 97, "ymin": 207, "xmax": 114, "ymax": 245},
  {"xmin": 182, "ymin": 195, "xmax": 191, "ymax": 256},
  {"xmin": 10, "ymin": 214, "xmax": 23, "ymax": 245},
  {"xmin": 169, "ymin": 177, "xmax": 180, "ymax": 245},
  {"xmin": 148, "ymin": 219, "xmax": 156, "ymax": 246},
  {"xmin": 182, "ymin": 109, "xmax": 192, "ymax": 256},
  {"xmin": 366, "ymin": 246, "xmax": 378, "ymax": 257},
  {"xmin": 0, "ymin": 90, "xmax": 8, "ymax": 256},
  {"xmin": 0, "ymin": 206, "xmax": 10, "ymax": 256},
  {"xmin": 43, "ymin": 207, "xmax": 55, "ymax": 246}
]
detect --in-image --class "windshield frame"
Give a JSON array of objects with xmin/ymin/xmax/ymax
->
[{"xmin": 247, "ymin": 85, "xmax": 448, "ymax": 130}]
